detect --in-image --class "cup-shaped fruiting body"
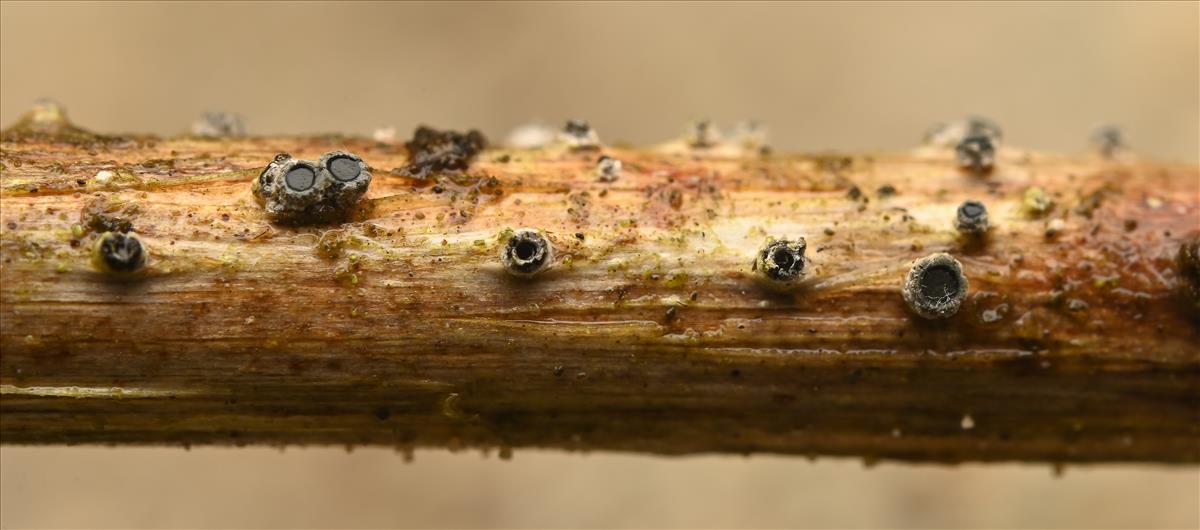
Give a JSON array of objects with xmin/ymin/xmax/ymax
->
[
  {"xmin": 318, "ymin": 151, "xmax": 372, "ymax": 209},
  {"xmin": 253, "ymin": 151, "xmax": 372, "ymax": 221},
  {"xmin": 755, "ymin": 237, "xmax": 807, "ymax": 286},
  {"xmin": 955, "ymin": 135, "xmax": 995, "ymax": 173},
  {"xmin": 955, "ymin": 200, "xmax": 990, "ymax": 235},
  {"xmin": 559, "ymin": 120, "xmax": 600, "ymax": 149},
  {"xmin": 92, "ymin": 231, "xmax": 146, "ymax": 273},
  {"xmin": 596, "ymin": 155, "xmax": 622, "ymax": 183},
  {"xmin": 903, "ymin": 253, "xmax": 969, "ymax": 319},
  {"xmin": 501, "ymin": 229, "xmax": 553, "ymax": 276}
]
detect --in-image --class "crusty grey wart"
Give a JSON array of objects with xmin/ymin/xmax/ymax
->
[
  {"xmin": 903, "ymin": 253, "xmax": 968, "ymax": 319},
  {"xmin": 501, "ymin": 229, "xmax": 553, "ymax": 276},
  {"xmin": 253, "ymin": 151, "xmax": 371, "ymax": 221}
]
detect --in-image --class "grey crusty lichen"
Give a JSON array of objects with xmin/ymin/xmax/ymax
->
[{"xmin": 253, "ymin": 151, "xmax": 371, "ymax": 222}]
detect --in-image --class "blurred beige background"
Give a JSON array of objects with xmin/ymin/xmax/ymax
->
[
  {"xmin": 1, "ymin": 1, "xmax": 1198, "ymax": 529},
  {"xmin": 1, "ymin": 1, "xmax": 1198, "ymax": 160},
  {"xmin": 2, "ymin": 447, "xmax": 1197, "ymax": 529}
]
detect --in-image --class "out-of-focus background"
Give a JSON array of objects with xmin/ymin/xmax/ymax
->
[
  {"xmin": 1, "ymin": 1, "xmax": 1198, "ymax": 160},
  {"xmin": 1, "ymin": 1, "xmax": 1197, "ymax": 528}
]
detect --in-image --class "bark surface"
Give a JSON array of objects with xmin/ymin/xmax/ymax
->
[{"xmin": 1, "ymin": 114, "xmax": 1197, "ymax": 464}]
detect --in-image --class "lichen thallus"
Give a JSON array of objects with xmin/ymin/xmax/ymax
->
[{"xmin": 253, "ymin": 151, "xmax": 371, "ymax": 221}]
